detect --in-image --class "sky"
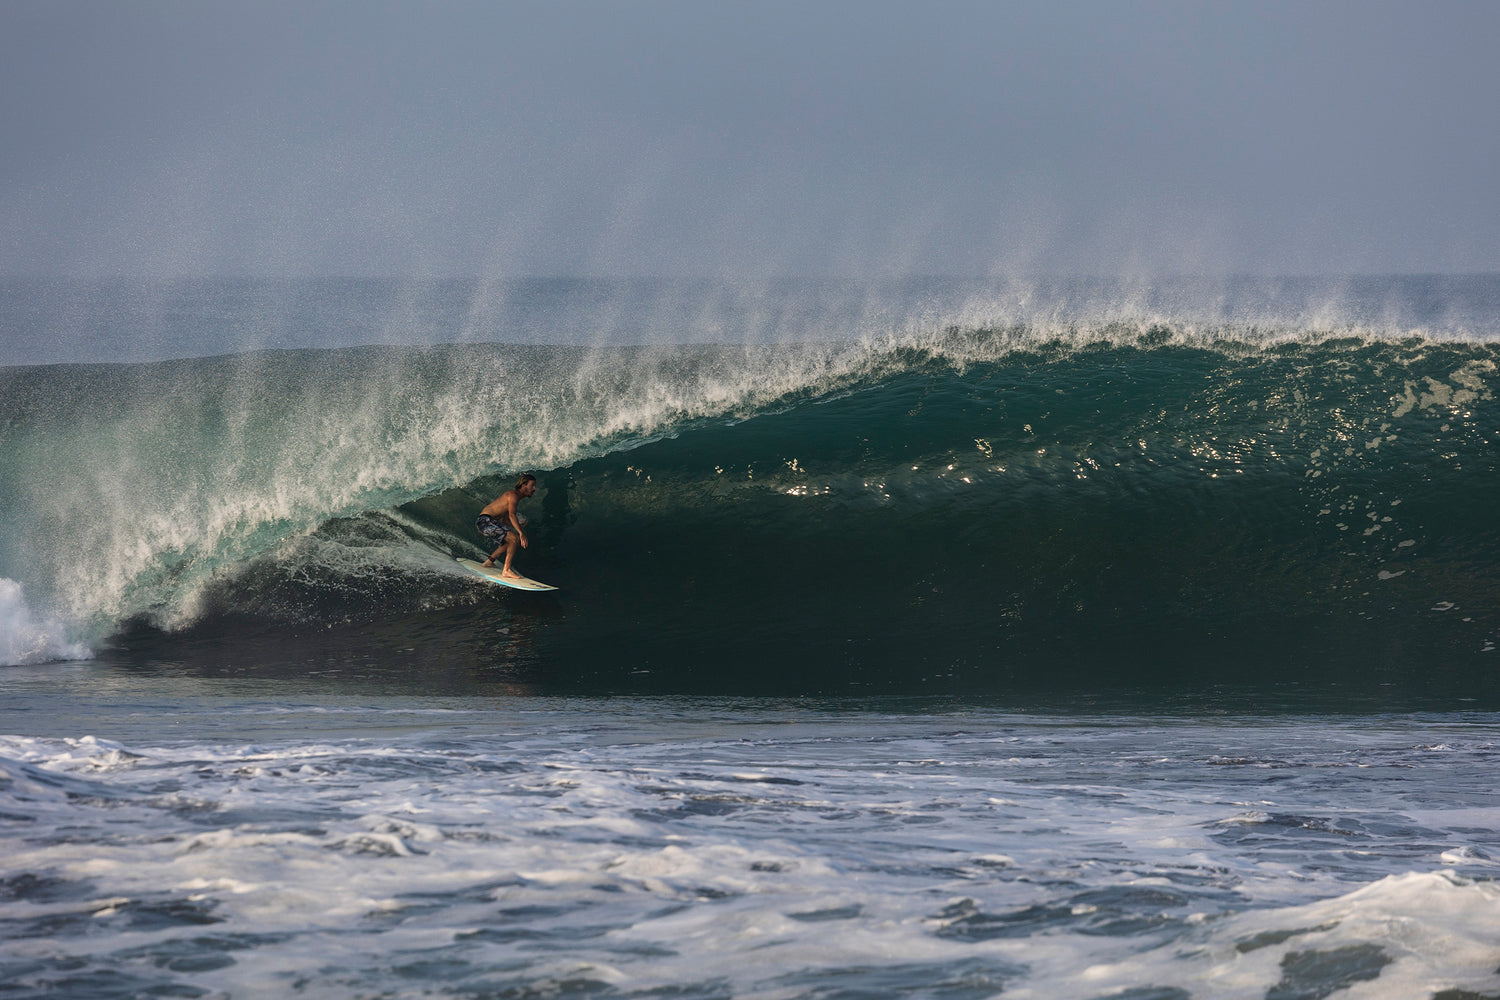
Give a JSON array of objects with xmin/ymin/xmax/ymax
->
[{"xmin": 1, "ymin": 0, "xmax": 1497, "ymax": 278}]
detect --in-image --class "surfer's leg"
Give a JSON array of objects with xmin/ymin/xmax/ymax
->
[
  {"xmin": 480, "ymin": 519, "xmax": 509, "ymax": 567},
  {"xmin": 482, "ymin": 532, "xmax": 508, "ymax": 567},
  {"xmin": 498, "ymin": 530, "xmax": 528, "ymax": 578}
]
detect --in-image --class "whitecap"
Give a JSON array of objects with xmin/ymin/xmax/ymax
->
[{"xmin": 0, "ymin": 578, "xmax": 91, "ymax": 666}]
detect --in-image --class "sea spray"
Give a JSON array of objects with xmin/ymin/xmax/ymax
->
[{"xmin": 0, "ymin": 578, "xmax": 90, "ymax": 665}]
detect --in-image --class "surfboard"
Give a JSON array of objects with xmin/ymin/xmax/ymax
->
[{"xmin": 455, "ymin": 558, "xmax": 558, "ymax": 592}]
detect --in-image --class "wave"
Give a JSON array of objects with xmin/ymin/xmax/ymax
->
[{"xmin": 2, "ymin": 319, "xmax": 1498, "ymax": 694}]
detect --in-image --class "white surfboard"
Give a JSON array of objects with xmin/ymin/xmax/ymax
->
[{"xmin": 455, "ymin": 557, "xmax": 558, "ymax": 592}]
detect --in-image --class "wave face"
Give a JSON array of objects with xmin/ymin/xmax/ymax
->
[{"xmin": 2, "ymin": 295, "xmax": 1498, "ymax": 698}]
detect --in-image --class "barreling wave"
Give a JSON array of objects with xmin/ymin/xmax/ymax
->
[{"xmin": 2, "ymin": 318, "xmax": 1497, "ymax": 696}]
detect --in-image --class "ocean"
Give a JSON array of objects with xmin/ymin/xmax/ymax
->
[{"xmin": 2, "ymin": 276, "xmax": 1498, "ymax": 998}]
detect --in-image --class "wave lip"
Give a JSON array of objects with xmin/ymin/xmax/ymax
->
[{"xmin": 0, "ymin": 578, "xmax": 91, "ymax": 666}]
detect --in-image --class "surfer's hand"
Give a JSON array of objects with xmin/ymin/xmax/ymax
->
[{"xmin": 519, "ymin": 534, "xmax": 529, "ymax": 548}]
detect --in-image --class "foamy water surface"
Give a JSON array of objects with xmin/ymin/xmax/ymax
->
[{"xmin": 2, "ymin": 691, "xmax": 1497, "ymax": 999}]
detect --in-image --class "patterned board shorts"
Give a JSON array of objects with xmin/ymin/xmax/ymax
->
[{"xmin": 475, "ymin": 514, "xmax": 511, "ymax": 548}]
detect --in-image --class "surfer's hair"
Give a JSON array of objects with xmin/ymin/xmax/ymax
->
[{"xmin": 516, "ymin": 473, "xmax": 536, "ymax": 489}]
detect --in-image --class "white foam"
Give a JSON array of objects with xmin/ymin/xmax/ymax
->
[
  {"xmin": 0, "ymin": 578, "xmax": 91, "ymax": 666},
  {"xmin": 5, "ymin": 713, "xmax": 1500, "ymax": 998}
]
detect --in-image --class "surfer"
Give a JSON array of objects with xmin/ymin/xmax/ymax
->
[{"xmin": 476, "ymin": 474, "xmax": 537, "ymax": 579}]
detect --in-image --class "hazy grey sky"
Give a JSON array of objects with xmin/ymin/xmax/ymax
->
[{"xmin": 2, "ymin": 0, "xmax": 1497, "ymax": 277}]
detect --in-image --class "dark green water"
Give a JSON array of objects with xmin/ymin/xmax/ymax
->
[{"xmin": 4, "ymin": 333, "xmax": 1488, "ymax": 702}]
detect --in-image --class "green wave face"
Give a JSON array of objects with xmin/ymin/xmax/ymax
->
[{"xmin": 3, "ymin": 331, "xmax": 1497, "ymax": 699}]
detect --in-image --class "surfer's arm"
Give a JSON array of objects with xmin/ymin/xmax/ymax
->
[{"xmin": 506, "ymin": 503, "xmax": 528, "ymax": 547}]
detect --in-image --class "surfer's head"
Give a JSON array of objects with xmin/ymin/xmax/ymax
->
[{"xmin": 515, "ymin": 473, "xmax": 537, "ymax": 496}]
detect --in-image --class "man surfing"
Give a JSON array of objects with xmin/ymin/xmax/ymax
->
[{"xmin": 476, "ymin": 473, "xmax": 537, "ymax": 579}]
